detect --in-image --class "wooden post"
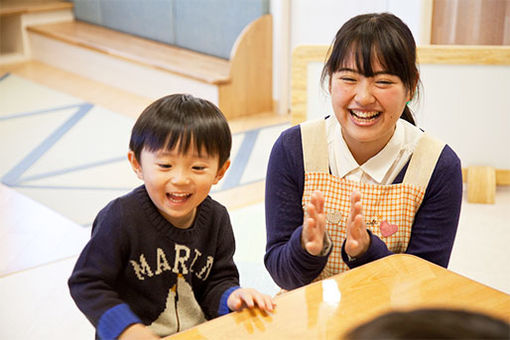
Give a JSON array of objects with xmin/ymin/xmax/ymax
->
[{"xmin": 467, "ymin": 166, "xmax": 496, "ymax": 204}]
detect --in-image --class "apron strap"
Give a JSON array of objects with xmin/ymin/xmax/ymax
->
[
  {"xmin": 300, "ymin": 119, "xmax": 329, "ymax": 173},
  {"xmin": 301, "ymin": 119, "xmax": 445, "ymax": 189},
  {"xmin": 403, "ymin": 133, "xmax": 445, "ymax": 189}
]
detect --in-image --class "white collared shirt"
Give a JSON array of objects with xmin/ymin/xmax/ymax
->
[{"xmin": 326, "ymin": 116, "xmax": 423, "ymax": 185}]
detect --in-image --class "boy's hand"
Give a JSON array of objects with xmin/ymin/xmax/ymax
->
[
  {"xmin": 118, "ymin": 323, "xmax": 160, "ymax": 340},
  {"xmin": 301, "ymin": 191, "xmax": 327, "ymax": 255},
  {"xmin": 227, "ymin": 288, "xmax": 276, "ymax": 313}
]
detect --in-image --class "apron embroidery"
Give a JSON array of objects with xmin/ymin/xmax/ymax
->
[{"xmin": 380, "ymin": 220, "xmax": 398, "ymax": 237}]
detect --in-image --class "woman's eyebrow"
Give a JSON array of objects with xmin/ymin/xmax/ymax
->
[
  {"xmin": 337, "ymin": 67, "xmax": 358, "ymax": 73},
  {"xmin": 155, "ymin": 150, "xmax": 176, "ymax": 158},
  {"xmin": 336, "ymin": 68, "xmax": 394, "ymax": 76}
]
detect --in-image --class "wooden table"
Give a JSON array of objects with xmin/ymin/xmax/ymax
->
[{"xmin": 166, "ymin": 254, "xmax": 510, "ymax": 339}]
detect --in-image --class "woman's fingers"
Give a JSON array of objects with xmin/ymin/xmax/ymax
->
[
  {"xmin": 311, "ymin": 190, "xmax": 325, "ymax": 214},
  {"xmin": 346, "ymin": 191, "xmax": 370, "ymax": 257}
]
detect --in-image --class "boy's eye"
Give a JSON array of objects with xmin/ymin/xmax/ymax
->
[
  {"xmin": 192, "ymin": 166, "xmax": 206, "ymax": 171},
  {"xmin": 158, "ymin": 164, "xmax": 171, "ymax": 169}
]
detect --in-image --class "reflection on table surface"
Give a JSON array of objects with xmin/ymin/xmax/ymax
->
[{"xmin": 166, "ymin": 254, "xmax": 510, "ymax": 339}]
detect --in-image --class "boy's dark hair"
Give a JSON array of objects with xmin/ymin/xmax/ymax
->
[
  {"xmin": 129, "ymin": 94, "xmax": 232, "ymax": 167},
  {"xmin": 321, "ymin": 12, "xmax": 419, "ymax": 126},
  {"xmin": 344, "ymin": 308, "xmax": 510, "ymax": 339}
]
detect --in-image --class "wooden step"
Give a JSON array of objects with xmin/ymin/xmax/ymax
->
[
  {"xmin": 0, "ymin": 0, "xmax": 72, "ymax": 16},
  {"xmin": 26, "ymin": 20, "xmax": 232, "ymax": 85},
  {"xmin": 26, "ymin": 15, "xmax": 273, "ymax": 119}
]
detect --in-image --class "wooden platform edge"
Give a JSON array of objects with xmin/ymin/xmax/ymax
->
[
  {"xmin": 290, "ymin": 45, "xmax": 329, "ymax": 125},
  {"xmin": 417, "ymin": 45, "xmax": 510, "ymax": 65},
  {"xmin": 25, "ymin": 15, "xmax": 274, "ymax": 119},
  {"xmin": 25, "ymin": 21, "xmax": 231, "ymax": 85},
  {"xmin": 0, "ymin": 1, "xmax": 72, "ymax": 16},
  {"xmin": 219, "ymin": 14, "xmax": 273, "ymax": 118},
  {"xmin": 462, "ymin": 168, "xmax": 510, "ymax": 186}
]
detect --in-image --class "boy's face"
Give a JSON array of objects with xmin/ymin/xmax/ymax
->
[{"xmin": 128, "ymin": 144, "xmax": 230, "ymax": 229}]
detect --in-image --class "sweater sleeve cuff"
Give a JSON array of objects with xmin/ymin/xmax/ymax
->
[
  {"xmin": 341, "ymin": 229, "xmax": 391, "ymax": 268},
  {"xmin": 97, "ymin": 303, "xmax": 141, "ymax": 340},
  {"xmin": 290, "ymin": 225, "xmax": 332, "ymax": 262},
  {"xmin": 218, "ymin": 286, "xmax": 240, "ymax": 316}
]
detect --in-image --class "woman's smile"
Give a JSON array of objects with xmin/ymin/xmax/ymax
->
[{"xmin": 349, "ymin": 109, "xmax": 382, "ymax": 126}]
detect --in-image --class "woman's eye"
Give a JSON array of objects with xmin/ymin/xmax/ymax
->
[
  {"xmin": 375, "ymin": 80, "xmax": 395, "ymax": 87},
  {"xmin": 341, "ymin": 77, "xmax": 356, "ymax": 83}
]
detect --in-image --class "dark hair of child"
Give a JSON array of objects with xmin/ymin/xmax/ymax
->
[
  {"xmin": 129, "ymin": 93, "xmax": 232, "ymax": 167},
  {"xmin": 321, "ymin": 12, "xmax": 419, "ymax": 126},
  {"xmin": 344, "ymin": 308, "xmax": 510, "ymax": 339}
]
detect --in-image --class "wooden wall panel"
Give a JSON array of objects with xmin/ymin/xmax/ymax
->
[{"xmin": 431, "ymin": 0, "xmax": 510, "ymax": 45}]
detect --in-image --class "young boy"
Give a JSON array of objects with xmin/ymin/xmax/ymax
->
[{"xmin": 68, "ymin": 94, "xmax": 275, "ymax": 339}]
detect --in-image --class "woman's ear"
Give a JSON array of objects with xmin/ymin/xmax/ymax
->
[
  {"xmin": 213, "ymin": 159, "xmax": 231, "ymax": 185},
  {"xmin": 409, "ymin": 72, "xmax": 419, "ymax": 101},
  {"xmin": 128, "ymin": 151, "xmax": 143, "ymax": 180}
]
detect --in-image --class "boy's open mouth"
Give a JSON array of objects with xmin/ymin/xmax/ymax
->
[
  {"xmin": 167, "ymin": 192, "xmax": 192, "ymax": 203},
  {"xmin": 349, "ymin": 109, "xmax": 381, "ymax": 122}
]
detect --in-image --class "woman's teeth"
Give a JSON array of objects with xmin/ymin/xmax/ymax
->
[{"xmin": 350, "ymin": 110, "xmax": 380, "ymax": 121}]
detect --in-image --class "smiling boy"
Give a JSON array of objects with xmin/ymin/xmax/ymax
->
[{"xmin": 69, "ymin": 94, "xmax": 275, "ymax": 339}]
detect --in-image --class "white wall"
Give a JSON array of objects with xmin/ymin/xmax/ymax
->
[{"xmin": 413, "ymin": 64, "xmax": 510, "ymax": 169}]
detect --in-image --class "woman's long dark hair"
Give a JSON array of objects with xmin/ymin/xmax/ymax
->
[{"xmin": 321, "ymin": 13, "xmax": 419, "ymax": 125}]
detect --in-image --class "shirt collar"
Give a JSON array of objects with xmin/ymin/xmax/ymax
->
[
  {"xmin": 361, "ymin": 122, "xmax": 404, "ymax": 183},
  {"xmin": 329, "ymin": 117, "xmax": 405, "ymax": 183}
]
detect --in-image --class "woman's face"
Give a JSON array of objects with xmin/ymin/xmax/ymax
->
[{"xmin": 329, "ymin": 53, "xmax": 411, "ymax": 161}]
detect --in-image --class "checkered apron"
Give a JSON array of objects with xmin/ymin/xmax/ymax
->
[{"xmin": 300, "ymin": 119, "xmax": 445, "ymax": 280}]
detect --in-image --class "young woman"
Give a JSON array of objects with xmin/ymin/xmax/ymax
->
[{"xmin": 264, "ymin": 13, "xmax": 463, "ymax": 290}]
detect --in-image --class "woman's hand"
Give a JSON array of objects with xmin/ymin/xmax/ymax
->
[
  {"xmin": 227, "ymin": 288, "xmax": 276, "ymax": 313},
  {"xmin": 301, "ymin": 191, "xmax": 327, "ymax": 256},
  {"xmin": 345, "ymin": 191, "xmax": 370, "ymax": 258}
]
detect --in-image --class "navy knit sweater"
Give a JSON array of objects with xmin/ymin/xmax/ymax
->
[
  {"xmin": 264, "ymin": 124, "xmax": 463, "ymax": 290},
  {"xmin": 69, "ymin": 185, "xmax": 239, "ymax": 338}
]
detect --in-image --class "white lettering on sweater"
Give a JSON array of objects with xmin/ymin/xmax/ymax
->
[
  {"xmin": 155, "ymin": 247, "xmax": 171, "ymax": 275},
  {"xmin": 189, "ymin": 249, "xmax": 201, "ymax": 273},
  {"xmin": 130, "ymin": 244, "xmax": 213, "ymax": 281},
  {"xmin": 195, "ymin": 256, "xmax": 213, "ymax": 280},
  {"xmin": 130, "ymin": 254, "xmax": 154, "ymax": 280},
  {"xmin": 173, "ymin": 244, "xmax": 190, "ymax": 275}
]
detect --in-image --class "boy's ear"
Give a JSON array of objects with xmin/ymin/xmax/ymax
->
[
  {"xmin": 213, "ymin": 159, "xmax": 231, "ymax": 185},
  {"xmin": 128, "ymin": 151, "xmax": 144, "ymax": 180}
]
